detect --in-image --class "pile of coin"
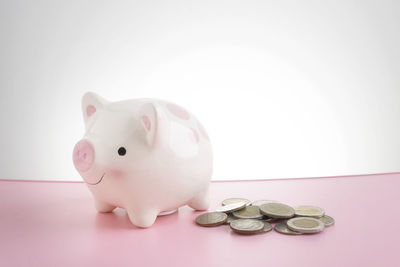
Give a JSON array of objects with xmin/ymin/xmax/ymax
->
[{"xmin": 195, "ymin": 197, "xmax": 335, "ymax": 235}]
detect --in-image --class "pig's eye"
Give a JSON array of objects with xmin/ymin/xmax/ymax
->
[{"xmin": 118, "ymin": 147, "xmax": 126, "ymax": 156}]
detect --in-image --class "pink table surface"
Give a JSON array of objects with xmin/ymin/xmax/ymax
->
[{"xmin": 0, "ymin": 173, "xmax": 399, "ymax": 267}]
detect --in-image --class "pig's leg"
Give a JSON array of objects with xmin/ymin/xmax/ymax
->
[
  {"xmin": 188, "ymin": 187, "xmax": 210, "ymax": 211},
  {"xmin": 94, "ymin": 199, "xmax": 116, "ymax": 213},
  {"xmin": 126, "ymin": 208, "xmax": 159, "ymax": 228}
]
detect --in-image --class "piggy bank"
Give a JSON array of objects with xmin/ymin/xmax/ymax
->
[{"xmin": 72, "ymin": 92, "xmax": 212, "ymax": 228}]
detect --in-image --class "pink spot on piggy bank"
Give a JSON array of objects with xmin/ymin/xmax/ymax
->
[
  {"xmin": 191, "ymin": 128, "xmax": 200, "ymax": 143},
  {"xmin": 73, "ymin": 139, "xmax": 94, "ymax": 172},
  {"xmin": 141, "ymin": 115, "xmax": 151, "ymax": 131},
  {"xmin": 197, "ymin": 120, "xmax": 210, "ymax": 141},
  {"xmin": 167, "ymin": 103, "xmax": 191, "ymax": 120},
  {"xmin": 86, "ymin": 105, "xmax": 96, "ymax": 117},
  {"xmin": 73, "ymin": 92, "xmax": 213, "ymax": 228}
]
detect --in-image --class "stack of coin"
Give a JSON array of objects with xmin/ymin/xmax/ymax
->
[{"xmin": 195, "ymin": 198, "xmax": 335, "ymax": 235}]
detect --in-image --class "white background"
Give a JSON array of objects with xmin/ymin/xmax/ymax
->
[{"xmin": 1, "ymin": 0, "xmax": 399, "ymax": 181}]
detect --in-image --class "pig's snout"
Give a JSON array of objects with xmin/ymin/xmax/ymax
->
[{"xmin": 73, "ymin": 139, "xmax": 95, "ymax": 172}]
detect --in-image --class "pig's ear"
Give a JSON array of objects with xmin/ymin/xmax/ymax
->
[
  {"xmin": 138, "ymin": 103, "xmax": 158, "ymax": 146},
  {"xmin": 81, "ymin": 92, "xmax": 108, "ymax": 127}
]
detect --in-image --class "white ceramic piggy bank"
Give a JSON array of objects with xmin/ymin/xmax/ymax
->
[{"xmin": 73, "ymin": 92, "xmax": 212, "ymax": 228}]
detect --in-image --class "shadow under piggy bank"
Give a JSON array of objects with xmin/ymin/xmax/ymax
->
[{"xmin": 94, "ymin": 208, "xmax": 180, "ymax": 230}]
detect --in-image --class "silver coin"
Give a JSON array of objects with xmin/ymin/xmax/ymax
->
[
  {"xmin": 222, "ymin": 198, "xmax": 251, "ymax": 206},
  {"xmin": 232, "ymin": 206, "xmax": 263, "ymax": 219},
  {"xmin": 259, "ymin": 221, "xmax": 273, "ymax": 233},
  {"xmin": 259, "ymin": 203, "xmax": 295, "ymax": 219},
  {"xmin": 264, "ymin": 217, "xmax": 286, "ymax": 224},
  {"xmin": 263, "ymin": 216, "xmax": 275, "ymax": 222},
  {"xmin": 252, "ymin": 199, "xmax": 280, "ymax": 207},
  {"xmin": 230, "ymin": 219, "xmax": 264, "ymax": 234},
  {"xmin": 158, "ymin": 209, "xmax": 178, "ymax": 216},
  {"xmin": 216, "ymin": 201, "xmax": 246, "ymax": 213},
  {"xmin": 294, "ymin": 205, "xmax": 325, "ymax": 217},
  {"xmin": 195, "ymin": 212, "xmax": 227, "ymax": 227},
  {"xmin": 274, "ymin": 222, "xmax": 303, "ymax": 235},
  {"xmin": 287, "ymin": 217, "xmax": 325, "ymax": 234},
  {"xmin": 318, "ymin": 215, "xmax": 335, "ymax": 227},
  {"xmin": 224, "ymin": 214, "xmax": 238, "ymax": 225}
]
